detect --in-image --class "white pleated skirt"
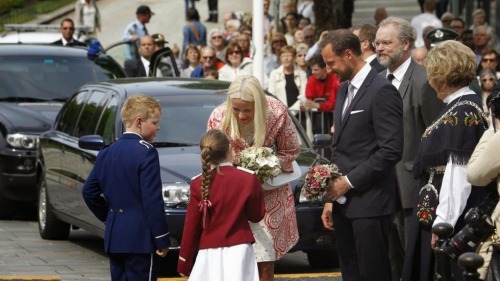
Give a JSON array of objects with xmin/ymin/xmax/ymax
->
[{"xmin": 188, "ymin": 243, "xmax": 259, "ymax": 281}]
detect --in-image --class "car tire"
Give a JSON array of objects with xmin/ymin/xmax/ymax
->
[
  {"xmin": 38, "ymin": 178, "xmax": 70, "ymax": 240},
  {"xmin": 306, "ymin": 250, "xmax": 339, "ymax": 269}
]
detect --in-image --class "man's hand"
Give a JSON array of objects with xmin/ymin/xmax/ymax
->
[
  {"xmin": 325, "ymin": 176, "xmax": 350, "ymax": 201},
  {"xmin": 321, "ymin": 203, "xmax": 334, "ymax": 230},
  {"xmin": 318, "ymin": 30, "xmax": 329, "ymax": 44},
  {"xmin": 156, "ymin": 248, "xmax": 169, "ymax": 257}
]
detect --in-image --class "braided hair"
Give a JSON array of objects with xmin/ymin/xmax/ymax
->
[{"xmin": 199, "ymin": 129, "xmax": 230, "ymax": 201}]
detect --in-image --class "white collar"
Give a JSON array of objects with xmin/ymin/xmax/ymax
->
[
  {"xmin": 365, "ymin": 54, "xmax": 377, "ymax": 64},
  {"xmin": 349, "ymin": 62, "xmax": 372, "ymax": 90},
  {"xmin": 387, "ymin": 57, "xmax": 412, "ymax": 82},
  {"xmin": 443, "ymin": 86, "xmax": 475, "ymax": 104}
]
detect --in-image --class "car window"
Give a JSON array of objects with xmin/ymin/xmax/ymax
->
[
  {"xmin": 75, "ymin": 90, "xmax": 107, "ymax": 138},
  {"xmin": 0, "ymin": 56, "xmax": 122, "ymax": 101},
  {"xmin": 96, "ymin": 96, "xmax": 118, "ymax": 145},
  {"xmin": 55, "ymin": 91, "xmax": 88, "ymax": 134},
  {"xmin": 153, "ymin": 95, "xmax": 225, "ymax": 146}
]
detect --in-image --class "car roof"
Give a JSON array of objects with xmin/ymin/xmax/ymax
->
[
  {"xmin": 89, "ymin": 78, "xmax": 231, "ymax": 97},
  {"xmin": 0, "ymin": 32, "xmax": 61, "ymax": 44},
  {"xmin": 0, "ymin": 44, "xmax": 88, "ymax": 57}
]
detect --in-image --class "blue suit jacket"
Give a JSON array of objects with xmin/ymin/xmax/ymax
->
[
  {"xmin": 82, "ymin": 133, "xmax": 170, "ymax": 253},
  {"xmin": 331, "ymin": 68, "xmax": 403, "ymax": 218}
]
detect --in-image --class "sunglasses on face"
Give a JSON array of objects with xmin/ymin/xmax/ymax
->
[
  {"xmin": 212, "ymin": 35, "xmax": 223, "ymax": 40},
  {"xmin": 202, "ymin": 56, "xmax": 215, "ymax": 60},
  {"xmin": 62, "ymin": 27, "xmax": 75, "ymax": 30},
  {"xmin": 482, "ymin": 78, "xmax": 495, "ymax": 82},
  {"xmin": 482, "ymin": 58, "xmax": 496, "ymax": 63},
  {"xmin": 229, "ymin": 50, "xmax": 241, "ymax": 55}
]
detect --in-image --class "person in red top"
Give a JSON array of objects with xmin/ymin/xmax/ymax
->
[
  {"xmin": 302, "ymin": 53, "xmax": 341, "ymax": 134},
  {"xmin": 177, "ymin": 129, "xmax": 265, "ymax": 281}
]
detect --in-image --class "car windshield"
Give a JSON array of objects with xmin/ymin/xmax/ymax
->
[
  {"xmin": 152, "ymin": 94, "xmax": 226, "ymax": 147},
  {"xmin": 0, "ymin": 56, "xmax": 123, "ymax": 101}
]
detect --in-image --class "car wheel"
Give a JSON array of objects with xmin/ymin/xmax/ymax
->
[
  {"xmin": 38, "ymin": 178, "xmax": 70, "ymax": 240},
  {"xmin": 306, "ymin": 250, "xmax": 339, "ymax": 269}
]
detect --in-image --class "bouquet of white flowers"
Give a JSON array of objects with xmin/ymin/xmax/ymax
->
[{"xmin": 236, "ymin": 147, "xmax": 282, "ymax": 183}]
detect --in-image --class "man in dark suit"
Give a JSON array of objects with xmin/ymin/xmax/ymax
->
[
  {"xmin": 52, "ymin": 18, "xmax": 86, "ymax": 47},
  {"xmin": 375, "ymin": 16, "xmax": 444, "ymax": 281},
  {"xmin": 320, "ymin": 29, "xmax": 403, "ymax": 281},
  {"xmin": 352, "ymin": 23, "xmax": 386, "ymax": 73},
  {"xmin": 125, "ymin": 35, "xmax": 155, "ymax": 77}
]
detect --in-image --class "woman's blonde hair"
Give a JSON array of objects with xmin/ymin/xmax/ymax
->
[
  {"xmin": 120, "ymin": 94, "xmax": 161, "ymax": 128},
  {"xmin": 199, "ymin": 129, "xmax": 229, "ymax": 202},
  {"xmin": 221, "ymin": 75, "xmax": 268, "ymax": 147},
  {"xmin": 423, "ymin": 40, "xmax": 477, "ymax": 88}
]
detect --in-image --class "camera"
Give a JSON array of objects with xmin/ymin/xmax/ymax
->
[
  {"xmin": 440, "ymin": 207, "xmax": 495, "ymax": 260},
  {"xmin": 490, "ymin": 93, "xmax": 500, "ymax": 119}
]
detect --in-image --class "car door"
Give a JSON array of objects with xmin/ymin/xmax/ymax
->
[
  {"xmin": 47, "ymin": 90, "xmax": 89, "ymax": 213},
  {"xmin": 77, "ymin": 90, "xmax": 120, "ymax": 226},
  {"xmin": 60, "ymin": 89, "xmax": 109, "ymax": 219},
  {"xmin": 149, "ymin": 47, "xmax": 181, "ymax": 77},
  {"xmin": 104, "ymin": 40, "xmax": 140, "ymax": 70}
]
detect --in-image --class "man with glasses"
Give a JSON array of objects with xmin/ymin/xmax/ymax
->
[
  {"xmin": 191, "ymin": 46, "xmax": 223, "ymax": 78},
  {"xmin": 450, "ymin": 17, "xmax": 466, "ymax": 35},
  {"xmin": 52, "ymin": 18, "xmax": 86, "ymax": 47},
  {"xmin": 375, "ymin": 16, "xmax": 443, "ymax": 281},
  {"xmin": 479, "ymin": 49, "xmax": 500, "ymax": 80}
]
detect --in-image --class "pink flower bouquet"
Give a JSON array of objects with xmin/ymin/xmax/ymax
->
[{"xmin": 302, "ymin": 164, "xmax": 345, "ymax": 204}]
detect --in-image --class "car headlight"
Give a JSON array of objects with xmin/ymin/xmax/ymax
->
[
  {"xmin": 162, "ymin": 183, "xmax": 190, "ymax": 206},
  {"xmin": 6, "ymin": 133, "xmax": 39, "ymax": 149}
]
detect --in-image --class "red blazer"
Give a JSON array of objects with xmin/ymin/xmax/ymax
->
[
  {"xmin": 177, "ymin": 163, "xmax": 265, "ymax": 276},
  {"xmin": 305, "ymin": 73, "xmax": 341, "ymax": 112}
]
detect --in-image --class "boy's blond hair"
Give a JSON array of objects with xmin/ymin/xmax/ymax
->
[{"xmin": 120, "ymin": 94, "xmax": 161, "ymax": 128}]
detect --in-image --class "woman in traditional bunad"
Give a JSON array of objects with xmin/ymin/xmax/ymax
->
[{"xmin": 402, "ymin": 40, "xmax": 496, "ymax": 281}]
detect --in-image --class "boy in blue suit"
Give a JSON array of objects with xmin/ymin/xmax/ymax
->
[{"xmin": 82, "ymin": 94, "xmax": 170, "ymax": 281}]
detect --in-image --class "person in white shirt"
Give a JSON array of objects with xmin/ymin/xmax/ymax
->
[
  {"xmin": 75, "ymin": 0, "xmax": 101, "ymax": 36},
  {"xmin": 411, "ymin": 0, "xmax": 442, "ymax": 48}
]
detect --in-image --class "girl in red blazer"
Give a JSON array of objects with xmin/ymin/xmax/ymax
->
[{"xmin": 177, "ymin": 129, "xmax": 265, "ymax": 280}]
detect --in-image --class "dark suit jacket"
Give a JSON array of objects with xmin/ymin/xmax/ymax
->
[
  {"xmin": 331, "ymin": 68, "xmax": 403, "ymax": 218},
  {"xmin": 82, "ymin": 133, "xmax": 170, "ymax": 253},
  {"xmin": 370, "ymin": 57, "xmax": 386, "ymax": 73},
  {"xmin": 52, "ymin": 39, "xmax": 87, "ymax": 47},
  {"xmin": 125, "ymin": 59, "xmax": 147, "ymax": 77},
  {"xmin": 381, "ymin": 59, "xmax": 444, "ymax": 209}
]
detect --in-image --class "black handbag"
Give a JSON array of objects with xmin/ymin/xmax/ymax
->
[{"xmin": 485, "ymin": 243, "xmax": 500, "ymax": 281}]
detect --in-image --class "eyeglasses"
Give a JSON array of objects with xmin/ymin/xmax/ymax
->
[
  {"xmin": 202, "ymin": 56, "xmax": 215, "ymax": 60},
  {"xmin": 482, "ymin": 58, "xmax": 496, "ymax": 63},
  {"xmin": 212, "ymin": 36, "xmax": 223, "ymax": 40},
  {"xmin": 372, "ymin": 40, "xmax": 392, "ymax": 48},
  {"xmin": 304, "ymin": 35, "xmax": 313, "ymax": 40},
  {"xmin": 229, "ymin": 50, "xmax": 241, "ymax": 55},
  {"xmin": 238, "ymin": 39, "xmax": 250, "ymax": 43},
  {"xmin": 62, "ymin": 27, "xmax": 75, "ymax": 30},
  {"xmin": 482, "ymin": 78, "xmax": 495, "ymax": 82}
]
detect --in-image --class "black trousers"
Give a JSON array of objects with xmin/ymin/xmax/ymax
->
[
  {"xmin": 334, "ymin": 213, "xmax": 393, "ymax": 281},
  {"xmin": 109, "ymin": 253, "xmax": 160, "ymax": 281},
  {"xmin": 208, "ymin": 0, "xmax": 218, "ymax": 12}
]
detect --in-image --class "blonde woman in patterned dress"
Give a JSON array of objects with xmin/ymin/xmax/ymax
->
[{"xmin": 207, "ymin": 75, "xmax": 300, "ymax": 281}]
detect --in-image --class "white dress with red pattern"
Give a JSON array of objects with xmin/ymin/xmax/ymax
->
[{"xmin": 207, "ymin": 96, "xmax": 300, "ymax": 261}]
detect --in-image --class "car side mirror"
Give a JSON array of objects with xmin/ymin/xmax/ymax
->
[{"xmin": 79, "ymin": 135, "xmax": 105, "ymax": 151}]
